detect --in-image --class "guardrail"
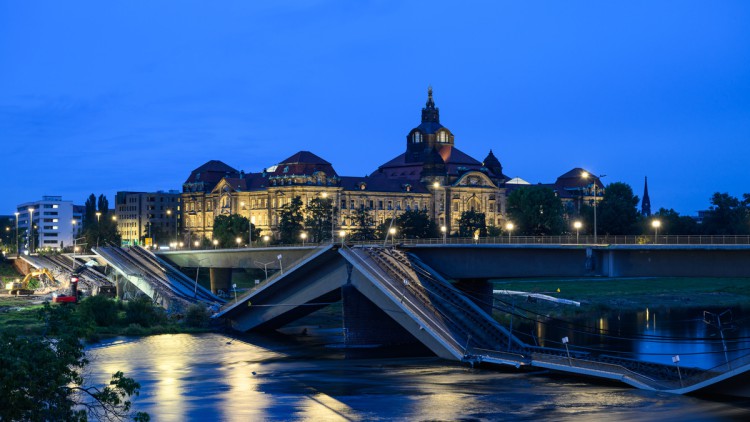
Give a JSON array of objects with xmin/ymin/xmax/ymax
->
[{"xmin": 161, "ymin": 235, "xmax": 750, "ymax": 251}]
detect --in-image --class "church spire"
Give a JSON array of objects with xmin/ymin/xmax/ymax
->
[
  {"xmin": 641, "ymin": 176, "xmax": 651, "ymax": 216},
  {"xmin": 421, "ymin": 86, "xmax": 440, "ymax": 123}
]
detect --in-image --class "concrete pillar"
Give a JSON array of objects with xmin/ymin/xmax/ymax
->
[
  {"xmin": 453, "ymin": 278, "xmax": 493, "ymax": 315},
  {"xmin": 209, "ymin": 267, "xmax": 232, "ymax": 295},
  {"xmin": 342, "ymin": 284, "xmax": 419, "ymax": 347}
]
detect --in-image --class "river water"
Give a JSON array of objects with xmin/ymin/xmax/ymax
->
[{"xmin": 85, "ymin": 325, "xmax": 750, "ymax": 421}]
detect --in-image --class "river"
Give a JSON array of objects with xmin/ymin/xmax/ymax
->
[{"xmin": 85, "ymin": 324, "xmax": 750, "ymax": 421}]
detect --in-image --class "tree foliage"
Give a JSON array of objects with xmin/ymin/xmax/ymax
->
[
  {"xmin": 350, "ymin": 207, "xmax": 377, "ymax": 241},
  {"xmin": 82, "ymin": 193, "xmax": 120, "ymax": 250},
  {"xmin": 0, "ymin": 303, "xmax": 148, "ymax": 421},
  {"xmin": 598, "ymin": 182, "xmax": 640, "ymax": 235},
  {"xmin": 650, "ymin": 208, "xmax": 700, "ymax": 235},
  {"xmin": 304, "ymin": 197, "xmax": 336, "ymax": 242},
  {"xmin": 277, "ymin": 196, "xmax": 305, "ymax": 244},
  {"xmin": 701, "ymin": 192, "xmax": 750, "ymax": 235},
  {"xmin": 506, "ymin": 186, "xmax": 565, "ymax": 235},
  {"xmin": 458, "ymin": 210, "xmax": 487, "ymax": 237},
  {"xmin": 212, "ymin": 214, "xmax": 258, "ymax": 247},
  {"xmin": 395, "ymin": 209, "xmax": 438, "ymax": 239}
]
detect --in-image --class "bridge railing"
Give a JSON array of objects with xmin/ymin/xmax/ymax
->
[{"xmin": 349, "ymin": 235, "xmax": 750, "ymax": 246}]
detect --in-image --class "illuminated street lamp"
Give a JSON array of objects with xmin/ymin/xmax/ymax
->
[
  {"xmin": 388, "ymin": 227, "xmax": 397, "ymax": 246},
  {"xmin": 95, "ymin": 211, "xmax": 101, "ymax": 249},
  {"xmin": 14, "ymin": 212, "xmax": 19, "ymax": 257},
  {"xmin": 440, "ymin": 225, "xmax": 447, "ymax": 244},
  {"xmin": 213, "ymin": 239, "xmax": 219, "ymax": 249},
  {"xmin": 28, "ymin": 208, "xmax": 35, "ymax": 253},
  {"xmin": 300, "ymin": 232, "xmax": 307, "ymax": 246},
  {"xmin": 582, "ymin": 171, "xmax": 606, "ymax": 244},
  {"xmin": 573, "ymin": 220, "xmax": 582, "ymax": 244},
  {"xmin": 263, "ymin": 235, "xmax": 270, "ymax": 247},
  {"xmin": 505, "ymin": 222, "xmax": 514, "ymax": 243},
  {"xmin": 652, "ymin": 219, "xmax": 661, "ymax": 244},
  {"xmin": 235, "ymin": 237, "xmax": 241, "ymax": 248},
  {"xmin": 194, "ymin": 240, "xmax": 200, "ymax": 249},
  {"xmin": 339, "ymin": 230, "xmax": 346, "ymax": 246}
]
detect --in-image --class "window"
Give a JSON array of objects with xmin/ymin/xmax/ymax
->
[
  {"xmin": 378, "ymin": 200, "xmax": 383, "ymax": 210},
  {"xmin": 412, "ymin": 132, "xmax": 422, "ymax": 143},
  {"xmin": 341, "ymin": 200, "xmax": 346, "ymax": 209}
]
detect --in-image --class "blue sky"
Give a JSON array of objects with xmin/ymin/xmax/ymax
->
[{"xmin": 2, "ymin": 1, "xmax": 749, "ymax": 215}]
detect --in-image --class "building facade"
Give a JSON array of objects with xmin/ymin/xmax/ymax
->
[
  {"xmin": 115, "ymin": 191, "xmax": 181, "ymax": 246},
  {"xmin": 182, "ymin": 89, "xmax": 513, "ymax": 241},
  {"xmin": 16, "ymin": 196, "xmax": 75, "ymax": 252}
]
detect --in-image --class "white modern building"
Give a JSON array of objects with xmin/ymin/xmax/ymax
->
[{"xmin": 16, "ymin": 196, "xmax": 76, "ymax": 252}]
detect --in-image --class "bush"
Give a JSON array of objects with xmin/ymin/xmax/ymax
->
[
  {"xmin": 123, "ymin": 323, "xmax": 147, "ymax": 336},
  {"xmin": 78, "ymin": 295, "xmax": 119, "ymax": 327},
  {"xmin": 184, "ymin": 304, "xmax": 211, "ymax": 328},
  {"xmin": 124, "ymin": 297, "xmax": 166, "ymax": 328}
]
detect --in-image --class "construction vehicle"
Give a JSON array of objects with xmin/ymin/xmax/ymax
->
[
  {"xmin": 5, "ymin": 269, "xmax": 57, "ymax": 295},
  {"xmin": 52, "ymin": 275, "xmax": 80, "ymax": 304}
]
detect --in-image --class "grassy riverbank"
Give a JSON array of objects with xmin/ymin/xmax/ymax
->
[{"xmin": 493, "ymin": 277, "xmax": 750, "ymax": 318}]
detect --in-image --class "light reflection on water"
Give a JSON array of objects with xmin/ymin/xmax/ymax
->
[{"xmin": 85, "ymin": 333, "xmax": 750, "ymax": 420}]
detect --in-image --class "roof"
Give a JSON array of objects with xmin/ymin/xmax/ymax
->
[
  {"xmin": 414, "ymin": 121, "xmax": 445, "ymax": 134},
  {"xmin": 339, "ymin": 176, "xmax": 430, "ymax": 194},
  {"xmin": 277, "ymin": 151, "xmax": 331, "ymax": 166}
]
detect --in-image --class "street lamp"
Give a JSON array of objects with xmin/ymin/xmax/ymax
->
[
  {"xmin": 300, "ymin": 232, "xmax": 307, "ymax": 246},
  {"xmin": 505, "ymin": 222, "xmax": 514, "ymax": 243},
  {"xmin": 213, "ymin": 239, "xmax": 219, "ymax": 249},
  {"xmin": 582, "ymin": 171, "xmax": 605, "ymax": 244},
  {"xmin": 573, "ymin": 221, "xmax": 582, "ymax": 244},
  {"xmin": 263, "ymin": 235, "xmax": 270, "ymax": 246},
  {"xmin": 652, "ymin": 219, "xmax": 661, "ymax": 244},
  {"xmin": 28, "ymin": 208, "xmax": 35, "ymax": 253},
  {"xmin": 440, "ymin": 225, "xmax": 447, "ymax": 244},
  {"xmin": 14, "ymin": 212, "xmax": 19, "ymax": 257},
  {"xmin": 388, "ymin": 227, "xmax": 397, "ymax": 246},
  {"xmin": 339, "ymin": 230, "xmax": 346, "ymax": 246},
  {"xmin": 95, "ymin": 211, "xmax": 101, "ymax": 249},
  {"xmin": 194, "ymin": 240, "xmax": 200, "ymax": 248}
]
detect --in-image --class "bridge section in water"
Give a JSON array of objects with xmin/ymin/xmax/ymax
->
[{"xmin": 211, "ymin": 244, "xmax": 750, "ymax": 396}]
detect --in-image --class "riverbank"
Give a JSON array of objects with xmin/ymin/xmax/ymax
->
[{"xmin": 493, "ymin": 277, "xmax": 750, "ymax": 318}]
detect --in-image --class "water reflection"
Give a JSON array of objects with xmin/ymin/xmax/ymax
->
[
  {"xmin": 516, "ymin": 306, "xmax": 750, "ymax": 370},
  {"xmin": 85, "ymin": 332, "xmax": 750, "ymax": 420}
]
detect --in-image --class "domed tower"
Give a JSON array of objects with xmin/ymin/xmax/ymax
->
[
  {"xmin": 405, "ymin": 87, "xmax": 455, "ymax": 163},
  {"xmin": 482, "ymin": 150, "xmax": 504, "ymax": 177}
]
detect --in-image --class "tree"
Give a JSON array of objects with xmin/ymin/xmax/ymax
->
[
  {"xmin": 650, "ymin": 208, "xmax": 700, "ymax": 235},
  {"xmin": 350, "ymin": 208, "xmax": 376, "ymax": 241},
  {"xmin": 277, "ymin": 196, "xmax": 304, "ymax": 244},
  {"xmin": 506, "ymin": 186, "xmax": 565, "ymax": 235},
  {"xmin": 212, "ymin": 214, "xmax": 258, "ymax": 247},
  {"xmin": 701, "ymin": 192, "xmax": 750, "ymax": 235},
  {"xmin": 458, "ymin": 210, "xmax": 487, "ymax": 237},
  {"xmin": 598, "ymin": 182, "xmax": 640, "ymax": 235},
  {"xmin": 395, "ymin": 209, "xmax": 438, "ymax": 239},
  {"xmin": 304, "ymin": 197, "xmax": 336, "ymax": 242},
  {"xmin": 82, "ymin": 194, "xmax": 120, "ymax": 249},
  {"xmin": 0, "ymin": 304, "xmax": 148, "ymax": 421}
]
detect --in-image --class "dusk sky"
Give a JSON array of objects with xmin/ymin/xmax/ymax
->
[{"xmin": 2, "ymin": 1, "xmax": 749, "ymax": 215}]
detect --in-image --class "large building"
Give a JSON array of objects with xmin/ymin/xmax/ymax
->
[
  {"xmin": 115, "ymin": 191, "xmax": 181, "ymax": 246},
  {"xmin": 182, "ymin": 89, "xmax": 600, "ymax": 241},
  {"xmin": 16, "ymin": 196, "xmax": 76, "ymax": 252}
]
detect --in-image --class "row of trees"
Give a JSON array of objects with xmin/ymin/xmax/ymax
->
[{"xmin": 80, "ymin": 194, "xmax": 120, "ymax": 251}]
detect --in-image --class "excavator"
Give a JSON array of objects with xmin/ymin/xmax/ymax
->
[{"xmin": 5, "ymin": 269, "xmax": 57, "ymax": 295}]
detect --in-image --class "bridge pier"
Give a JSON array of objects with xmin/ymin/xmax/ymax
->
[
  {"xmin": 453, "ymin": 278, "xmax": 494, "ymax": 315},
  {"xmin": 342, "ymin": 284, "xmax": 420, "ymax": 347},
  {"xmin": 210, "ymin": 267, "xmax": 232, "ymax": 295}
]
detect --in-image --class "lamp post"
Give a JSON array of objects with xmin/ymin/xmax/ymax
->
[
  {"xmin": 440, "ymin": 225, "xmax": 447, "ymax": 244},
  {"xmin": 651, "ymin": 219, "xmax": 661, "ymax": 244},
  {"xmin": 28, "ymin": 208, "xmax": 35, "ymax": 253},
  {"xmin": 95, "ymin": 211, "xmax": 101, "ymax": 248},
  {"xmin": 582, "ymin": 172, "xmax": 605, "ymax": 244},
  {"xmin": 300, "ymin": 232, "xmax": 307, "ymax": 246},
  {"xmin": 263, "ymin": 235, "xmax": 270, "ymax": 247},
  {"xmin": 573, "ymin": 221, "xmax": 582, "ymax": 244},
  {"xmin": 236, "ymin": 237, "xmax": 242, "ymax": 248},
  {"xmin": 194, "ymin": 240, "xmax": 200, "ymax": 249},
  {"xmin": 213, "ymin": 239, "xmax": 218, "ymax": 249},
  {"xmin": 339, "ymin": 230, "xmax": 346, "ymax": 246},
  {"xmin": 505, "ymin": 222, "xmax": 514, "ymax": 243},
  {"xmin": 166, "ymin": 209, "xmax": 174, "ymax": 240},
  {"xmin": 388, "ymin": 227, "xmax": 396, "ymax": 246},
  {"xmin": 14, "ymin": 212, "xmax": 19, "ymax": 257}
]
